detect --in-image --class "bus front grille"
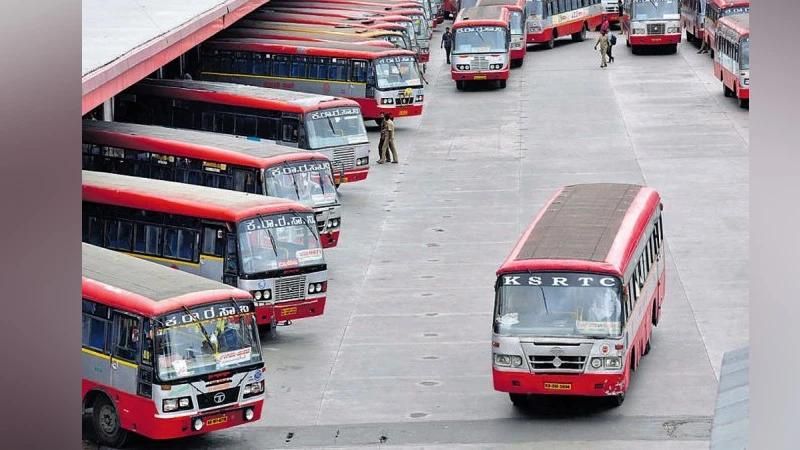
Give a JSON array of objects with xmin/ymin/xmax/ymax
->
[
  {"xmin": 529, "ymin": 355, "xmax": 587, "ymax": 372},
  {"xmin": 471, "ymin": 56, "xmax": 489, "ymax": 70},
  {"xmin": 647, "ymin": 23, "xmax": 666, "ymax": 34},
  {"xmin": 275, "ymin": 275, "xmax": 306, "ymax": 302},
  {"xmin": 197, "ymin": 386, "xmax": 240, "ymax": 410},
  {"xmin": 333, "ymin": 147, "xmax": 356, "ymax": 171}
]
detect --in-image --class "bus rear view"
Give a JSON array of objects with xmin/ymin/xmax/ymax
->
[{"xmin": 493, "ymin": 184, "xmax": 666, "ymax": 407}]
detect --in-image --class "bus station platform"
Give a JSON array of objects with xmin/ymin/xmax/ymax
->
[
  {"xmin": 710, "ymin": 347, "xmax": 749, "ymax": 450},
  {"xmin": 82, "ymin": 0, "xmax": 269, "ymax": 115}
]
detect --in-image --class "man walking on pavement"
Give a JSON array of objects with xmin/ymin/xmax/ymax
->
[
  {"xmin": 442, "ymin": 27, "xmax": 454, "ymax": 64},
  {"xmin": 594, "ymin": 30, "xmax": 610, "ymax": 68},
  {"xmin": 378, "ymin": 114, "xmax": 399, "ymax": 164}
]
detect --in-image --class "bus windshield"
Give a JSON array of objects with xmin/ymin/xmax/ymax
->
[
  {"xmin": 375, "ymin": 55, "xmax": 422, "ymax": 89},
  {"xmin": 238, "ymin": 213, "xmax": 324, "ymax": 274},
  {"xmin": 265, "ymin": 161, "xmax": 338, "ymax": 207},
  {"xmin": 631, "ymin": 0, "xmax": 679, "ymax": 20},
  {"xmin": 305, "ymin": 108, "xmax": 369, "ymax": 149},
  {"xmin": 740, "ymin": 38, "xmax": 750, "ymax": 70},
  {"xmin": 527, "ymin": 0, "xmax": 543, "ymax": 17},
  {"xmin": 495, "ymin": 273, "xmax": 623, "ymax": 338},
  {"xmin": 510, "ymin": 11, "xmax": 523, "ymax": 35},
  {"xmin": 384, "ymin": 34, "xmax": 409, "ymax": 49},
  {"xmin": 721, "ymin": 6, "xmax": 749, "ymax": 17},
  {"xmin": 156, "ymin": 310, "xmax": 262, "ymax": 381},
  {"xmin": 453, "ymin": 27, "xmax": 508, "ymax": 54},
  {"xmin": 412, "ymin": 14, "xmax": 429, "ymax": 37}
]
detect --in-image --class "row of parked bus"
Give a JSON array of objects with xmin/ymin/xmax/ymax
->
[
  {"xmin": 681, "ymin": 0, "xmax": 750, "ymax": 107},
  {"xmin": 82, "ymin": 1, "xmax": 445, "ymax": 447}
]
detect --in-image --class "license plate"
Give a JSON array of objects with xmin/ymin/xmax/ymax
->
[
  {"xmin": 398, "ymin": 110, "xmax": 409, "ymax": 116},
  {"xmin": 206, "ymin": 415, "xmax": 228, "ymax": 426},
  {"xmin": 474, "ymin": 75, "xmax": 487, "ymax": 80},
  {"xmin": 543, "ymin": 382, "xmax": 572, "ymax": 391},
  {"xmin": 652, "ymin": 38, "xmax": 662, "ymax": 42},
  {"xmin": 281, "ymin": 306, "xmax": 298, "ymax": 316}
]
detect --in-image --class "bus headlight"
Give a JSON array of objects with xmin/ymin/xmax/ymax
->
[
  {"xmin": 456, "ymin": 64, "xmax": 470, "ymax": 70},
  {"xmin": 356, "ymin": 157, "xmax": 369, "ymax": 166},
  {"xmin": 251, "ymin": 290, "xmax": 272, "ymax": 303},
  {"xmin": 308, "ymin": 282, "xmax": 326, "ymax": 294},
  {"xmin": 163, "ymin": 396, "xmax": 193, "ymax": 412},
  {"xmin": 193, "ymin": 418, "xmax": 204, "ymax": 431},
  {"xmin": 243, "ymin": 380, "xmax": 265, "ymax": 398},
  {"xmin": 604, "ymin": 357, "xmax": 622, "ymax": 369},
  {"xmin": 253, "ymin": 290, "xmax": 262, "ymax": 300},
  {"xmin": 381, "ymin": 98, "xmax": 394, "ymax": 105},
  {"xmin": 590, "ymin": 358, "xmax": 603, "ymax": 369},
  {"xmin": 244, "ymin": 407, "xmax": 255, "ymax": 421},
  {"xmin": 667, "ymin": 26, "xmax": 680, "ymax": 33},
  {"xmin": 489, "ymin": 63, "xmax": 503, "ymax": 70},
  {"xmin": 494, "ymin": 354, "xmax": 523, "ymax": 367},
  {"xmin": 632, "ymin": 28, "xmax": 645, "ymax": 35},
  {"xmin": 415, "ymin": 94, "xmax": 424, "ymax": 102}
]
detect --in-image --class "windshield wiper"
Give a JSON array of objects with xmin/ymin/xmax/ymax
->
[
  {"xmin": 288, "ymin": 209, "xmax": 321, "ymax": 245},
  {"xmin": 181, "ymin": 305, "xmax": 216, "ymax": 354},
  {"xmin": 263, "ymin": 227, "xmax": 280, "ymax": 259},
  {"xmin": 538, "ymin": 286, "xmax": 550, "ymax": 314}
]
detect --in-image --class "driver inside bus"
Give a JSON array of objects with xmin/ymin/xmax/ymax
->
[{"xmin": 586, "ymin": 294, "xmax": 620, "ymax": 323}]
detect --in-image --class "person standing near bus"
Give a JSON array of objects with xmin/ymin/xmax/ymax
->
[
  {"xmin": 377, "ymin": 112, "xmax": 388, "ymax": 161},
  {"xmin": 594, "ymin": 30, "xmax": 610, "ymax": 68},
  {"xmin": 378, "ymin": 114, "xmax": 399, "ymax": 164},
  {"xmin": 442, "ymin": 27, "xmax": 454, "ymax": 64},
  {"xmin": 600, "ymin": 17, "xmax": 610, "ymax": 34},
  {"xmin": 607, "ymin": 32, "xmax": 617, "ymax": 63}
]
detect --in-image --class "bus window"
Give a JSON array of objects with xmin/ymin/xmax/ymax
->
[
  {"xmin": 291, "ymin": 56, "xmax": 308, "ymax": 78},
  {"xmin": 257, "ymin": 117, "xmax": 280, "ymax": 140},
  {"xmin": 141, "ymin": 319, "xmax": 154, "ymax": 366},
  {"xmin": 271, "ymin": 55, "xmax": 290, "ymax": 77},
  {"xmin": 328, "ymin": 59, "xmax": 349, "ymax": 81},
  {"xmin": 282, "ymin": 118, "xmax": 299, "ymax": 143},
  {"xmin": 113, "ymin": 313, "xmax": 140, "ymax": 362},
  {"xmin": 236, "ymin": 115, "xmax": 258, "ymax": 137},
  {"xmin": 352, "ymin": 60, "xmax": 369, "ymax": 83},
  {"xmin": 82, "ymin": 300, "xmax": 110, "ymax": 352},
  {"xmin": 84, "ymin": 215, "xmax": 103, "ymax": 246},
  {"xmin": 133, "ymin": 223, "xmax": 162, "ymax": 256},
  {"xmin": 225, "ymin": 234, "xmax": 239, "ymax": 274},
  {"xmin": 105, "ymin": 219, "xmax": 133, "ymax": 251},
  {"xmin": 252, "ymin": 52, "xmax": 269, "ymax": 74},
  {"xmin": 233, "ymin": 169, "xmax": 258, "ymax": 194},
  {"xmin": 202, "ymin": 226, "xmax": 225, "ymax": 256},
  {"xmin": 163, "ymin": 227, "xmax": 198, "ymax": 262},
  {"xmin": 219, "ymin": 113, "xmax": 235, "ymax": 134}
]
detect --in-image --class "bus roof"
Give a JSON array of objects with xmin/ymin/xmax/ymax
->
[
  {"xmin": 476, "ymin": 0, "xmax": 525, "ymax": 11},
  {"xmin": 274, "ymin": 3, "xmax": 425, "ymax": 15},
  {"xmin": 258, "ymin": 6, "xmax": 415, "ymax": 23},
  {"xmin": 83, "ymin": 120, "xmax": 331, "ymax": 169},
  {"xmin": 126, "ymin": 78, "xmax": 359, "ymax": 113},
  {"xmin": 223, "ymin": 28, "xmax": 398, "ymax": 47},
  {"xmin": 718, "ymin": 13, "xmax": 749, "ymax": 37},
  {"xmin": 206, "ymin": 38, "xmax": 417, "ymax": 59},
  {"xmin": 498, "ymin": 184, "xmax": 661, "ymax": 277},
  {"xmin": 708, "ymin": 0, "xmax": 749, "ymax": 8},
  {"xmin": 82, "ymin": 170, "xmax": 312, "ymax": 222},
  {"xmin": 236, "ymin": 20, "xmax": 406, "ymax": 35},
  {"xmin": 82, "ymin": 243, "xmax": 252, "ymax": 317},
  {"xmin": 248, "ymin": 10, "xmax": 407, "ymax": 28},
  {"xmin": 454, "ymin": 6, "xmax": 510, "ymax": 26}
]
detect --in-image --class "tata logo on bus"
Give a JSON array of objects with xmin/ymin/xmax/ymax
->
[
  {"xmin": 308, "ymin": 108, "xmax": 361, "ymax": 120},
  {"xmin": 501, "ymin": 273, "xmax": 619, "ymax": 288}
]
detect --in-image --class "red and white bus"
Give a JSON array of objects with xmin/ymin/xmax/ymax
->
[
  {"xmin": 680, "ymin": 0, "xmax": 707, "ymax": 45},
  {"xmin": 82, "ymin": 170, "xmax": 328, "ymax": 331},
  {"xmin": 444, "ymin": 0, "xmax": 459, "ymax": 18},
  {"xmin": 266, "ymin": 2, "xmax": 434, "ymax": 64},
  {"xmin": 621, "ymin": 0, "xmax": 681, "ymax": 54},
  {"xmin": 82, "ymin": 120, "xmax": 344, "ymax": 248},
  {"xmin": 714, "ymin": 13, "xmax": 749, "ymax": 108},
  {"xmin": 228, "ymin": 20, "xmax": 410, "ymax": 50},
  {"xmin": 477, "ymin": 0, "xmax": 528, "ymax": 66},
  {"xmin": 493, "ymin": 184, "xmax": 665, "ymax": 406},
  {"xmin": 114, "ymin": 78, "xmax": 370, "ymax": 185},
  {"xmin": 600, "ymin": 0, "xmax": 623, "ymax": 24},
  {"xmin": 82, "ymin": 243, "xmax": 265, "ymax": 447},
  {"xmin": 524, "ymin": 0, "xmax": 604, "ymax": 48},
  {"xmin": 247, "ymin": 10, "xmax": 421, "ymax": 55},
  {"xmin": 199, "ymin": 39, "xmax": 425, "ymax": 121},
  {"xmin": 703, "ymin": 0, "xmax": 749, "ymax": 57},
  {"xmin": 451, "ymin": 6, "xmax": 512, "ymax": 90}
]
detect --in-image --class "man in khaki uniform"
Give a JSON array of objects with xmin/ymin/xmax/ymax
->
[
  {"xmin": 594, "ymin": 30, "xmax": 610, "ymax": 68},
  {"xmin": 378, "ymin": 114, "xmax": 398, "ymax": 164}
]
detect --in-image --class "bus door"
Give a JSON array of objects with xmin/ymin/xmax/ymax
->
[
  {"xmin": 200, "ymin": 225, "xmax": 227, "ymax": 280},
  {"xmin": 223, "ymin": 232, "xmax": 239, "ymax": 287},
  {"xmin": 280, "ymin": 114, "xmax": 301, "ymax": 147},
  {"xmin": 110, "ymin": 311, "xmax": 141, "ymax": 397}
]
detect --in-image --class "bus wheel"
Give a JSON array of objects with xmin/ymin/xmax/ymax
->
[
  {"xmin": 631, "ymin": 46, "xmax": 640, "ymax": 55},
  {"xmin": 643, "ymin": 338, "xmax": 651, "ymax": 355},
  {"xmin": 686, "ymin": 30, "xmax": 694, "ymax": 44},
  {"xmin": 546, "ymin": 33, "xmax": 556, "ymax": 49},
  {"xmin": 669, "ymin": 44, "xmax": 678, "ymax": 54},
  {"xmin": 498, "ymin": 79, "xmax": 507, "ymax": 89},
  {"xmin": 572, "ymin": 23, "xmax": 587, "ymax": 42},
  {"xmin": 609, "ymin": 392, "xmax": 626, "ymax": 407},
  {"xmin": 509, "ymin": 393, "xmax": 527, "ymax": 406},
  {"xmin": 739, "ymin": 97, "xmax": 749, "ymax": 109},
  {"xmin": 723, "ymin": 84, "xmax": 732, "ymax": 97},
  {"xmin": 456, "ymin": 80, "xmax": 464, "ymax": 90},
  {"xmin": 93, "ymin": 396, "xmax": 128, "ymax": 448}
]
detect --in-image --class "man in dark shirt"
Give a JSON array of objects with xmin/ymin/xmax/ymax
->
[{"xmin": 442, "ymin": 27, "xmax": 454, "ymax": 64}]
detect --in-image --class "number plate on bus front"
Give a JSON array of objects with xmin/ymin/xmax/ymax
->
[
  {"xmin": 281, "ymin": 307, "xmax": 298, "ymax": 317},
  {"xmin": 543, "ymin": 382, "xmax": 572, "ymax": 391},
  {"xmin": 398, "ymin": 110, "xmax": 409, "ymax": 116},
  {"xmin": 206, "ymin": 415, "xmax": 228, "ymax": 426},
  {"xmin": 474, "ymin": 75, "xmax": 487, "ymax": 80}
]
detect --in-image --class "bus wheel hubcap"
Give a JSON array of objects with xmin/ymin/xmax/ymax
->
[{"xmin": 100, "ymin": 406, "xmax": 118, "ymax": 434}]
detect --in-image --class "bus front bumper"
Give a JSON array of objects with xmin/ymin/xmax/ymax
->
[
  {"xmin": 602, "ymin": 12, "xmax": 621, "ymax": 24},
  {"xmin": 451, "ymin": 70, "xmax": 510, "ymax": 81},
  {"xmin": 335, "ymin": 167, "xmax": 369, "ymax": 184},
  {"xmin": 274, "ymin": 296, "xmax": 326, "ymax": 322},
  {"xmin": 254, "ymin": 303, "xmax": 277, "ymax": 326},
  {"xmin": 145, "ymin": 401, "xmax": 264, "ymax": 440},
  {"xmin": 510, "ymin": 47, "xmax": 526, "ymax": 61},
  {"xmin": 629, "ymin": 34, "xmax": 681, "ymax": 46},
  {"xmin": 359, "ymin": 102, "xmax": 424, "ymax": 120},
  {"xmin": 492, "ymin": 368, "xmax": 627, "ymax": 397}
]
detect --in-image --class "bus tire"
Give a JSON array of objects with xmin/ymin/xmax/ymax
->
[
  {"xmin": 609, "ymin": 392, "xmax": 626, "ymax": 407},
  {"xmin": 669, "ymin": 44, "xmax": 678, "ymax": 54},
  {"xmin": 546, "ymin": 32, "xmax": 556, "ymax": 49},
  {"xmin": 631, "ymin": 45, "xmax": 640, "ymax": 55},
  {"xmin": 643, "ymin": 338, "xmax": 651, "ymax": 355},
  {"xmin": 739, "ymin": 97, "xmax": 749, "ymax": 109},
  {"xmin": 572, "ymin": 23, "xmax": 587, "ymax": 42},
  {"xmin": 509, "ymin": 393, "xmax": 527, "ymax": 406},
  {"xmin": 499, "ymin": 79, "xmax": 507, "ymax": 89},
  {"xmin": 723, "ymin": 84, "xmax": 732, "ymax": 97},
  {"xmin": 93, "ymin": 395, "xmax": 128, "ymax": 448},
  {"xmin": 456, "ymin": 80, "xmax": 465, "ymax": 90}
]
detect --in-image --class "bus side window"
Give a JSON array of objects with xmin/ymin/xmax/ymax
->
[
  {"xmin": 235, "ymin": 115, "xmax": 258, "ymax": 137},
  {"xmin": 290, "ymin": 56, "xmax": 309, "ymax": 79},
  {"xmin": 202, "ymin": 226, "xmax": 225, "ymax": 257},
  {"xmin": 233, "ymin": 168, "xmax": 258, "ymax": 194},
  {"xmin": 352, "ymin": 60, "xmax": 368, "ymax": 83},
  {"xmin": 163, "ymin": 227, "xmax": 198, "ymax": 262},
  {"xmin": 141, "ymin": 319, "xmax": 153, "ymax": 366},
  {"xmin": 112, "ymin": 312, "xmax": 140, "ymax": 362},
  {"xmin": 82, "ymin": 299, "xmax": 111, "ymax": 352},
  {"xmin": 282, "ymin": 117, "xmax": 299, "ymax": 143},
  {"xmin": 257, "ymin": 117, "xmax": 280, "ymax": 141},
  {"xmin": 105, "ymin": 219, "xmax": 133, "ymax": 251},
  {"xmin": 83, "ymin": 215, "xmax": 104, "ymax": 246},
  {"xmin": 252, "ymin": 52, "xmax": 267, "ymax": 75}
]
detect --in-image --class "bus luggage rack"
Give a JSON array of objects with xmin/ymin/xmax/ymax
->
[
  {"xmin": 275, "ymin": 275, "xmax": 307, "ymax": 302},
  {"xmin": 197, "ymin": 386, "xmax": 240, "ymax": 410},
  {"xmin": 647, "ymin": 23, "xmax": 666, "ymax": 34},
  {"xmin": 333, "ymin": 147, "xmax": 356, "ymax": 170},
  {"xmin": 529, "ymin": 355, "xmax": 587, "ymax": 372}
]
